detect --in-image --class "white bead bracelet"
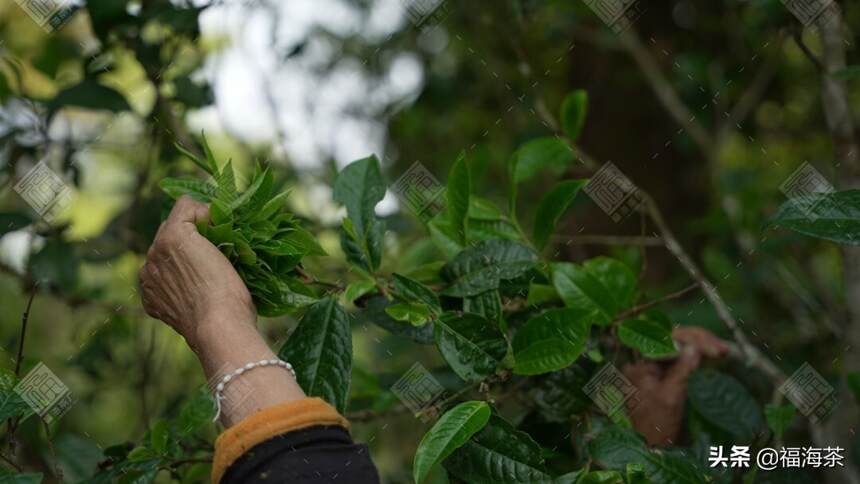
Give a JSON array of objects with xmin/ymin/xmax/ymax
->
[{"xmin": 212, "ymin": 358, "xmax": 297, "ymax": 422}]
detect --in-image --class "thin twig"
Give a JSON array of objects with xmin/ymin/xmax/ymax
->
[
  {"xmin": 347, "ymin": 405, "xmax": 412, "ymax": 423},
  {"xmin": 617, "ymin": 30, "xmax": 716, "ymax": 158},
  {"xmin": 792, "ymin": 32, "xmax": 823, "ymax": 72},
  {"xmin": 0, "ymin": 452, "xmax": 21, "ymax": 471},
  {"xmin": 717, "ymin": 34, "xmax": 785, "ymax": 143},
  {"xmin": 296, "ymin": 267, "xmax": 344, "ymax": 291},
  {"xmin": 639, "ymin": 192, "xmax": 784, "ymax": 382},
  {"xmin": 7, "ymin": 284, "xmax": 38, "ymax": 445},
  {"xmin": 42, "ymin": 420, "xmax": 62, "ymax": 481},
  {"xmin": 14, "ymin": 284, "xmax": 37, "ymax": 377},
  {"xmin": 553, "ymin": 234, "xmax": 663, "ymax": 247},
  {"xmin": 348, "ymin": 378, "xmax": 488, "ymax": 422},
  {"xmin": 510, "ymin": 38, "xmax": 786, "ymax": 383},
  {"xmin": 612, "ymin": 283, "xmax": 699, "ymax": 323}
]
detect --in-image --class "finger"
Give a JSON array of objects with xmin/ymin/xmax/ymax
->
[
  {"xmin": 673, "ymin": 326, "xmax": 729, "ymax": 358},
  {"xmin": 167, "ymin": 196, "xmax": 210, "ymax": 226},
  {"xmin": 663, "ymin": 346, "xmax": 701, "ymax": 390},
  {"xmin": 671, "ymin": 326, "xmax": 703, "ymax": 345}
]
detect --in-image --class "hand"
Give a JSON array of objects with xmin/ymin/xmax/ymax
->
[
  {"xmin": 139, "ymin": 196, "xmax": 256, "ymax": 350},
  {"xmin": 139, "ymin": 196, "xmax": 304, "ymax": 426},
  {"xmin": 623, "ymin": 326, "xmax": 729, "ymax": 446}
]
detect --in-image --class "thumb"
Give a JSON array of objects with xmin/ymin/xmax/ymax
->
[
  {"xmin": 169, "ymin": 195, "xmax": 211, "ymax": 226},
  {"xmin": 662, "ymin": 346, "xmax": 701, "ymax": 395}
]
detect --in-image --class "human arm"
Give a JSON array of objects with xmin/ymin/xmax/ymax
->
[{"xmin": 139, "ymin": 196, "xmax": 379, "ymax": 483}]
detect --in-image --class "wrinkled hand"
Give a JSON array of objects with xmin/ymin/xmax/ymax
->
[
  {"xmin": 139, "ymin": 196, "xmax": 256, "ymax": 350},
  {"xmin": 623, "ymin": 326, "xmax": 729, "ymax": 446}
]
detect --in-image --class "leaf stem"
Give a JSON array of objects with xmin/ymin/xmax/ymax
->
[{"xmin": 610, "ymin": 283, "xmax": 699, "ymax": 324}]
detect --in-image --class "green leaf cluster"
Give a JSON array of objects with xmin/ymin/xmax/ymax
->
[{"xmin": 160, "ymin": 134, "xmax": 324, "ymax": 317}]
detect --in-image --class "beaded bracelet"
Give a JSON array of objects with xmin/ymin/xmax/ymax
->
[{"xmin": 212, "ymin": 358, "xmax": 297, "ymax": 422}]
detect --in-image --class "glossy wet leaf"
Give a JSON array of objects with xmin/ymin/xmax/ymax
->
[
  {"xmin": 687, "ymin": 370, "xmax": 764, "ymax": 441},
  {"xmin": 434, "ymin": 313, "xmax": 507, "ymax": 381},
  {"xmin": 560, "ymin": 90, "xmax": 588, "ymax": 141},
  {"xmin": 278, "ymin": 297, "xmax": 353, "ymax": 413},
  {"xmin": 444, "ymin": 415, "xmax": 551, "ymax": 483},
  {"xmin": 413, "ymin": 401, "xmax": 491, "ymax": 484},
  {"xmin": 533, "ymin": 180, "xmax": 587, "ymax": 249},
  {"xmin": 392, "ymin": 273, "xmax": 441, "ymax": 309},
  {"xmin": 552, "ymin": 257, "xmax": 637, "ymax": 325},
  {"xmin": 589, "ymin": 427, "xmax": 707, "ymax": 483},
  {"xmin": 448, "ymin": 152, "xmax": 471, "ymax": 245},
  {"xmin": 768, "ymin": 190, "xmax": 860, "ymax": 245},
  {"xmin": 334, "ymin": 155, "xmax": 386, "ymax": 271},
  {"xmin": 512, "ymin": 308, "xmax": 593, "ymax": 375},
  {"xmin": 385, "ymin": 302, "xmax": 433, "ymax": 326},
  {"xmin": 442, "ymin": 239, "xmax": 537, "ymax": 297},
  {"xmin": 618, "ymin": 310, "xmax": 677, "ymax": 359}
]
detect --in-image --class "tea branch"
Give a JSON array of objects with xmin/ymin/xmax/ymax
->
[
  {"xmin": 552, "ymin": 234, "xmax": 663, "ymax": 247},
  {"xmin": 510, "ymin": 31, "xmax": 785, "ymax": 382},
  {"xmin": 611, "ymin": 283, "xmax": 699, "ymax": 324}
]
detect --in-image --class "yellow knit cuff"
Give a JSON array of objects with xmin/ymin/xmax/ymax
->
[{"xmin": 211, "ymin": 397, "xmax": 349, "ymax": 483}]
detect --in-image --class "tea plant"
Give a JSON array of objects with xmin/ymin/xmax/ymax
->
[
  {"xmin": 126, "ymin": 94, "xmax": 803, "ymax": 484},
  {"xmin": 160, "ymin": 135, "xmax": 325, "ymax": 317}
]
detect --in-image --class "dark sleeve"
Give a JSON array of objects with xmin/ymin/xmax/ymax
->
[{"xmin": 221, "ymin": 425, "xmax": 380, "ymax": 484}]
